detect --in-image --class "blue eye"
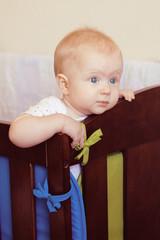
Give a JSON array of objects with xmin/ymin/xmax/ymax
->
[
  {"xmin": 110, "ymin": 78, "xmax": 116, "ymax": 84},
  {"xmin": 90, "ymin": 77, "xmax": 98, "ymax": 83}
]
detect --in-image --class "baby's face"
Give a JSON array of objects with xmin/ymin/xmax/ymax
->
[{"xmin": 62, "ymin": 48, "xmax": 123, "ymax": 118}]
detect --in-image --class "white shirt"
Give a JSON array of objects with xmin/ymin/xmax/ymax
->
[{"xmin": 25, "ymin": 96, "xmax": 87, "ymax": 179}]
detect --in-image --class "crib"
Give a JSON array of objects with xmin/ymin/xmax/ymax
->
[
  {"xmin": 0, "ymin": 53, "xmax": 160, "ymax": 240},
  {"xmin": 0, "ymin": 85, "xmax": 160, "ymax": 240}
]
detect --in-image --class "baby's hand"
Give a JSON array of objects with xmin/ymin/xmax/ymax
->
[
  {"xmin": 61, "ymin": 116, "xmax": 85, "ymax": 149},
  {"xmin": 119, "ymin": 89, "xmax": 135, "ymax": 102}
]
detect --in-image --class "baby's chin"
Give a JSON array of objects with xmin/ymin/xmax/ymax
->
[
  {"xmin": 90, "ymin": 109, "xmax": 108, "ymax": 116},
  {"xmin": 91, "ymin": 106, "xmax": 116, "ymax": 115}
]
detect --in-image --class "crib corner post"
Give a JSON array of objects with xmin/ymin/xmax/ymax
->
[{"xmin": 46, "ymin": 133, "xmax": 72, "ymax": 240}]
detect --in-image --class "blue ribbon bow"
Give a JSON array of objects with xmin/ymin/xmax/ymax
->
[{"xmin": 33, "ymin": 178, "xmax": 73, "ymax": 212}]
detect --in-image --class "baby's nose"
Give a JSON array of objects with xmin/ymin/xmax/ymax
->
[{"xmin": 100, "ymin": 84, "xmax": 111, "ymax": 95}]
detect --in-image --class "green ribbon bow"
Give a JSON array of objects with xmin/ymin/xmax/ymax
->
[{"xmin": 75, "ymin": 123, "xmax": 103, "ymax": 166}]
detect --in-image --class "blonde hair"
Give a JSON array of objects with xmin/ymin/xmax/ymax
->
[{"xmin": 54, "ymin": 27, "xmax": 121, "ymax": 76}]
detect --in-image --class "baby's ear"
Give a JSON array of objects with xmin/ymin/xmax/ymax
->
[{"xmin": 56, "ymin": 73, "xmax": 69, "ymax": 95}]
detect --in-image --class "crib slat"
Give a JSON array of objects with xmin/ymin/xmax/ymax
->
[
  {"xmin": 124, "ymin": 139, "xmax": 160, "ymax": 240},
  {"xmin": 83, "ymin": 155, "xmax": 108, "ymax": 240},
  {"xmin": 47, "ymin": 134, "xmax": 72, "ymax": 240},
  {"xmin": 9, "ymin": 158, "xmax": 36, "ymax": 240}
]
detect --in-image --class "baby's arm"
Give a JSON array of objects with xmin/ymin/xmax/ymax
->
[
  {"xmin": 119, "ymin": 89, "xmax": 135, "ymax": 102},
  {"xmin": 9, "ymin": 113, "xmax": 85, "ymax": 149}
]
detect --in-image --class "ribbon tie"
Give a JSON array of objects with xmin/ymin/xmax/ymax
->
[
  {"xmin": 75, "ymin": 123, "xmax": 103, "ymax": 166},
  {"xmin": 33, "ymin": 178, "xmax": 73, "ymax": 212}
]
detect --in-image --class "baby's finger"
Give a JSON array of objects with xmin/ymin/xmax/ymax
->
[
  {"xmin": 71, "ymin": 142, "xmax": 77, "ymax": 149},
  {"xmin": 79, "ymin": 137, "xmax": 84, "ymax": 148},
  {"xmin": 71, "ymin": 138, "xmax": 79, "ymax": 149},
  {"xmin": 132, "ymin": 93, "xmax": 135, "ymax": 99}
]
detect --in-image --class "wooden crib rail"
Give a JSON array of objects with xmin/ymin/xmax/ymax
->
[
  {"xmin": 70, "ymin": 85, "xmax": 160, "ymax": 163},
  {"xmin": 0, "ymin": 85, "xmax": 160, "ymax": 240},
  {"xmin": 0, "ymin": 124, "xmax": 71, "ymax": 240},
  {"xmin": 78, "ymin": 85, "xmax": 160, "ymax": 240}
]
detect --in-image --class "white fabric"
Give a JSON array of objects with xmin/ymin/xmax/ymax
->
[
  {"xmin": 25, "ymin": 96, "xmax": 67, "ymax": 116},
  {"xmin": 120, "ymin": 60, "xmax": 160, "ymax": 91},
  {"xmin": 0, "ymin": 52, "xmax": 160, "ymax": 122},
  {"xmin": 0, "ymin": 53, "xmax": 61, "ymax": 122},
  {"xmin": 25, "ymin": 96, "xmax": 84, "ymax": 180}
]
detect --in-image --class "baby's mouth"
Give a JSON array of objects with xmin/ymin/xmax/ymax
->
[{"xmin": 96, "ymin": 101, "xmax": 109, "ymax": 107}]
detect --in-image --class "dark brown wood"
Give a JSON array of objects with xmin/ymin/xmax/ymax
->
[
  {"xmin": 61, "ymin": 134, "xmax": 72, "ymax": 239},
  {"xmin": 0, "ymin": 85, "xmax": 160, "ymax": 239},
  {"xmin": 0, "ymin": 122, "xmax": 48, "ymax": 239},
  {"xmin": 70, "ymin": 86, "xmax": 160, "ymax": 240},
  {"xmin": 0, "ymin": 122, "xmax": 47, "ymax": 166},
  {"xmin": 47, "ymin": 134, "xmax": 72, "ymax": 240},
  {"xmin": 9, "ymin": 158, "xmax": 36, "ymax": 240},
  {"xmin": 70, "ymin": 86, "xmax": 160, "ymax": 164},
  {"xmin": 124, "ymin": 139, "xmax": 160, "ymax": 240},
  {"xmin": 83, "ymin": 155, "xmax": 108, "ymax": 240},
  {"xmin": 0, "ymin": 122, "xmax": 72, "ymax": 240}
]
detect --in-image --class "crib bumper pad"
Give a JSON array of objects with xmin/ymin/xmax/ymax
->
[{"xmin": 33, "ymin": 172, "xmax": 87, "ymax": 240}]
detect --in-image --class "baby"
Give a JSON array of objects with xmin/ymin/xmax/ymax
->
[{"xmin": 9, "ymin": 27, "xmax": 134, "ymax": 179}]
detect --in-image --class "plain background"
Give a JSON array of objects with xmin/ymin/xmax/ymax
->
[{"xmin": 0, "ymin": 0, "xmax": 160, "ymax": 61}]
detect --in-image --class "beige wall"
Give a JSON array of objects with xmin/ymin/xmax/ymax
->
[{"xmin": 0, "ymin": 0, "xmax": 160, "ymax": 61}]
